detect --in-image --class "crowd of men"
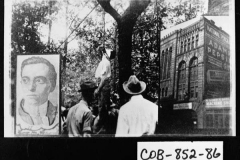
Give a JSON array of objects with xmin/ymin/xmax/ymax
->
[{"xmin": 61, "ymin": 47, "xmax": 158, "ymax": 137}]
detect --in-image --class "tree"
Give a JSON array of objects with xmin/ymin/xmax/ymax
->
[
  {"xmin": 97, "ymin": 0, "xmax": 151, "ymax": 105},
  {"xmin": 131, "ymin": 1, "xmax": 168, "ymax": 102},
  {"xmin": 11, "ymin": 1, "xmax": 47, "ymax": 54},
  {"xmin": 162, "ymin": 0, "xmax": 205, "ymax": 27}
]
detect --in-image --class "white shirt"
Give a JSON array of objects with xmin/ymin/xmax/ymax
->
[
  {"xmin": 23, "ymin": 101, "xmax": 49, "ymax": 126},
  {"xmin": 115, "ymin": 95, "xmax": 158, "ymax": 137},
  {"xmin": 95, "ymin": 55, "xmax": 111, "ymax": 79}
]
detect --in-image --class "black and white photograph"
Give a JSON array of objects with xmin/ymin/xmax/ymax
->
[
  {"xmin": 4, "ymin": 0, "xmax": 236, "ymax": 137},
  {"xmin": 2, "ymin": 0, "xmax": 239, "ymax": 159}
]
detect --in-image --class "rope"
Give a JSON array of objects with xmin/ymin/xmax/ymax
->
[{"xmin": 68, "ymin": 0, "xmax": 90, "ymax": 30}]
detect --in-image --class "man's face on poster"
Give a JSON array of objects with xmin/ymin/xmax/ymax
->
[{"xmin": 21, "ymin": 63, "xmax": 52, "ymax": 106}]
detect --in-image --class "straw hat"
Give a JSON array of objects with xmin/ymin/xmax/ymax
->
[{"xmin": 123, "ymin": 75, "xmax": 146, "ymax": 95}]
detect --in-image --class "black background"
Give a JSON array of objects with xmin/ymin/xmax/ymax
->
[{"xmin": 1, "ymin": 0, "xmax": 240, "ymax": 160}]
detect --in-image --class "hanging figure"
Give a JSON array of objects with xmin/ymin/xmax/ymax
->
[{"xmin": 93, "ymin": 45, "xmax": 116, "ymax": 135}]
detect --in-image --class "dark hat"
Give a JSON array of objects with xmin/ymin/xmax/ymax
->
[
  {"xmin": 123, "ymin": 75, "xmax": 146, "ymax": 95},
  {"xmin": 78, "ymin": 80, "xmax": 97, "ymax": 92}
]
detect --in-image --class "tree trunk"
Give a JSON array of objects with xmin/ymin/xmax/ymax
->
[
  {"xmin": 97, "ymin": 0, "xmax": 151, "ymax": 105},
  {"xmin": 117, "ymin": 22, "xmax": 135, "ymax": 104}
]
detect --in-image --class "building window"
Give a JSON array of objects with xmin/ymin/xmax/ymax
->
[
  {"xmin": 206, "ymin": 112, "xmax": 230, "ymax": 129},
  {"xmin": 184, "ymin": 40, "xmax": 187, "ymax": 52},
  {"xmin": 181, "ymin": 41, "xmax": 184, "ymax": 53},
  {"xmin": 192, "ymin": 36, "xmax": 195, "ymax": 49},
  {"xmin": 162, "ymin": 88, "xmax": 165, "ymax": 97},
  {"xmin": 206, "ymin": 114, "xmax": 213, "ymax": 128},
  {"xmin": 189, "ymin": 58, "xmax": 198, "ymax": 99},
  {"xmin": 195, "ymin": 34, "xmax": 199, "ymax": 47},
  {"xmin": 177, "ymin": 61, "xmax": 186, "ymax": 100},
  {"xmin": 188, "ymin": 38, "xmax": 191, "ymax": 51},
  {"xmin": 163, "ymin": 50, "xmax": 168, "ymax": 79},
  {"xmin": 159, "ymin": 88, "xmax": 161, "ymax": 97},
  {"xmin": 167, "ymin": 47, "xmax": 172, "ymax": 79}
]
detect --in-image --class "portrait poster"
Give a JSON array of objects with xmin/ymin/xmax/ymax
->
[{"xmin": 15, "ymin": 54, "xmax": 60, "ymax": 136}]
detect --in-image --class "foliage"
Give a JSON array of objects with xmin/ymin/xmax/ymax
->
[
  {"xmin": 61, "ymin": 2, "xmax": 117, "ymax": 107},
  {"xmin": 131, "ymin": 1, "xmax": 167, "ymax": 101},
  {"xmin": 11, "ymin": 0, "xmax": 59, "ymax": 54},
  {"xmin": 162, "ymin": 0, "xmax": 205, "ymax": 27}
]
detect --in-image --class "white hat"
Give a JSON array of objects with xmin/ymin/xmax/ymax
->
[{"xmin": 123, "ymin": 75, "xmax": 146, "ymax": 95}]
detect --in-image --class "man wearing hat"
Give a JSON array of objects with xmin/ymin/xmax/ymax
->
[
  {"xmin": 65, "ymin": 80, "xmax": 97, "ymax": 137},
  {"xmin": 115, "ymin": 75, "xmax": 158, "ymax": 137}
]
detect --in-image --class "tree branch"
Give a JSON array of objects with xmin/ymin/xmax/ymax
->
[
  {"xmin": 122, "ymin": 0, "xmax": 151, "ymax": 22},
  {"xmin": 97, "ymin": 0, "xmax": 121, "ymax": 24}
]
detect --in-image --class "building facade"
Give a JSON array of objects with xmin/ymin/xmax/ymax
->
[{"xmin": 159, "ymin": 17, "xmax": 231, "ymax": 131}]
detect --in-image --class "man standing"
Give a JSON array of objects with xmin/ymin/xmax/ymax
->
[
  {"xmin": 115, "ymin": 75, "xmax": 158, "ymax": 137},
  {"xmin": 65, "ymin": 80, "xmax": 97, "ymax": 137},
  {"xmin": 18, "ymin": 56, "xmax": 58, "ymax": 126}
]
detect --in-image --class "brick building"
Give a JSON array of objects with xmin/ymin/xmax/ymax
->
[{"xmin": 159, "ymin": 16, "xmax": 231, "ymax": 132}]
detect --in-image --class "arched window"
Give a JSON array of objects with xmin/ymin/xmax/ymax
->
[
  {"xmin": 192, "ymin": 36, "xmax": 195, "ymax": 49},
  {"xmin": 167, "ymin": 47, "xmax": 172, "ymax": 79},
  {"xmin": 177, "ymin": 61, "xmax": 186, "ymax": 100},
  {"xmin": 189, "ymin": 58, "xmax": 198, "ymax": 98},
  {"xmin": 163, "ymin": 50, "xmax": 168, "ymax": 79},
  {"xmin": 195, "ymin": 34, "xmax": 199, "ymax": 47},
  {"xmin": 188, "ymin": 38, "xmax": 191, "ymax": 51},
  {"xmin": 181, "ymin": 41, "xmax": 184, "ymax": 53}
]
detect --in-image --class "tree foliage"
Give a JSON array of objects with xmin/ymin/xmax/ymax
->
[
  {"xmin": 162, "ymin": 0, "xmax": 205, "ymax": 27},
  {"xmin": 11, "ymin": 0, "xmax": 59, "ymax": 54},
  {"xmin": 132, "ymin": 1, "xmax": 167, "ymax": 101}
]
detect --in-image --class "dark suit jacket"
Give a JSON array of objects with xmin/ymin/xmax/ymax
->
[{"xmin": 18, "ymin": 100, "xmax": 58, "ymax": 126}]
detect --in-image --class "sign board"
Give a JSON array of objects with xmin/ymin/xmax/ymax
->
[
  {"xmin": 204, "ymin": 20, "xmax": 230, "ymax": 99},
  {"xmin": 174, "ymin": 103, "xmax": 192, "ymax": 110},
  {"xmin": 207, "ymin": 70, "xmax": 229, "ymax": 83},
  {"xmin": 205, "ymin": 98, "xmax": 230, "ymax": 108}
]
